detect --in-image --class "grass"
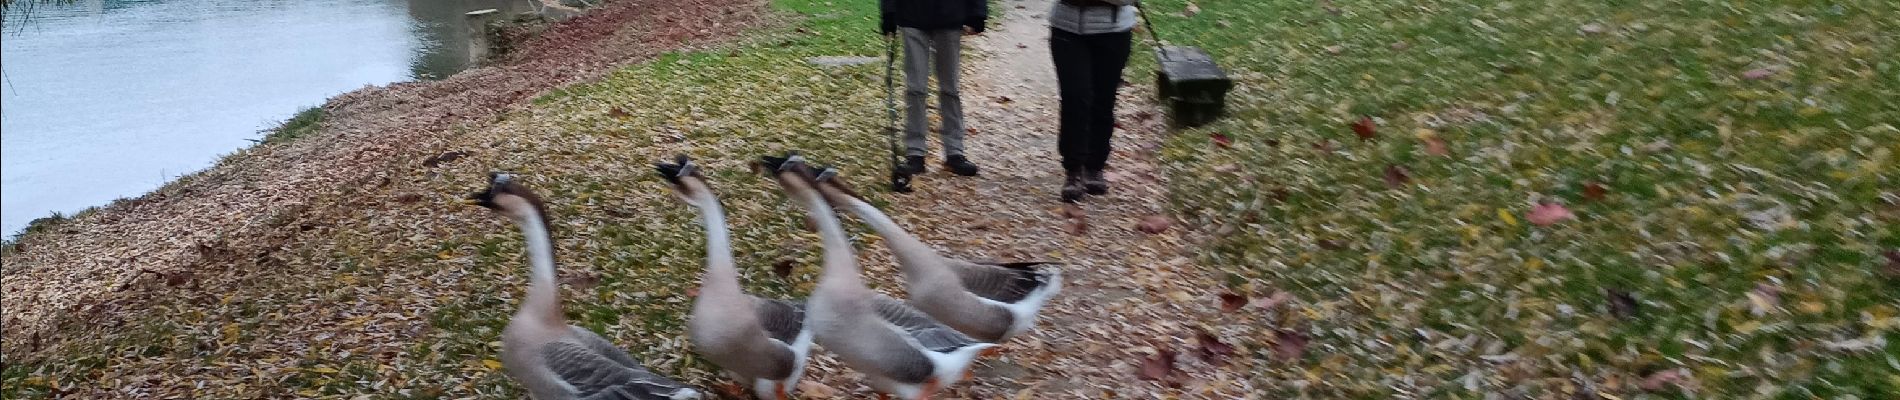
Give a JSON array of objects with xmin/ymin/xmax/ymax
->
[
  {"xmin": 2, "ymin": 0, "xmax": 902, "ymax": 397},
  {"xmin": 1139, "ymin": 0, "xmax": 1898, "ymax": 397},
  {"xmin": 261, "ymin": 106, "xmax": 325, "ymax": 144}
]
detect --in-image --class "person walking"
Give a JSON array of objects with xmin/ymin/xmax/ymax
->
[
  {"xmin": 881, "ymin": 0, "xmax": 989, "ymax": 177},
  {"xmin": 1049, "ymin": 0, "xmax": 1137, "ymax": 202}
]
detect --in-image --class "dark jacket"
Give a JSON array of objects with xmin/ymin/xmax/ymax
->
[{"xmin": 880, "ymin": 0, "xmax": 989, "ymax": 34}]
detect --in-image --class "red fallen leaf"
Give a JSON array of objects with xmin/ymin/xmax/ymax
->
[
  {"xmin": 1066, "ymin": 218, "xmax": 1089, "ymax": 235},
  {"xmin": 773, "ymin": 259, "xmax": 797, "ymax": 280},
  {"xmin": 994, "ymin": 95, "xmax": 1014, "ymax": 104},
  {"xmin": 1640, "ymin": 369, "xmax": 1685, "ymax": 391},
  {"xmin": 1351, "ymin": 116, "xmax": 1377, "ymax": 140},
  {"xmin": 1058, "ymin": 204, "xmax": 1086, "ymax": 219},
  {"xmin": 1316, "ymin": 239, "xmax": 1346, "ymax": 250},
  {"xmin": 1060, "ymin": 205, "xmax": 1090, "ymax": 235},
  {"xmin": 1313, "ymin": 140, "xmax": 1336, "ymax": 153},
  {"xmin": 1383, "ymin": 164, "xmax": 1411, "ymax": 188},
  {"xmin": 1741, "ymin": 68, "xmax": 1775, "ymax": 80},
  {"xmin": 1016, "ymin": 43, "xmax": 1027, "ymax": 49},
  {"xmin": 1193, "ymin": 327, "xmax": 1237, "ymax": 364},
  {"xmin": 1423, "ymin": 136, "xmax": 1450, "ymax": 156},
  {"xmin": 1137, "ymin": 348, "xmax": 1178, "ymax": 382},
  {"xmin": 1136, "ymin": 215, "xmax": 1172, "ymax": 234},
  {"xmin": 1217, "ymin": 292, "xmax": 1247, "ymax": 312},
  {"xmin": 1606, "ymin": 288, "xmax": 1639, "ymax": 320},
  {"xmin": 685, "ymin": 287, "xmax": 701, "ymax": 297},
  {"xmin": 1526, "ymin": 202, "xmax": 1575, "ymax": 226},
  {"xmin": 1211, "ymin": 132, "xmax": 1234, "ymax": 148},
  {"xmin": 608, "ymin": 107, "xmax": 632, "ymax": 119},
  {"xmin": 1272, "ymin": 329, "xmax": 1311, "ymax": 362},
  {"xmin": 1582, "ymin": 181, "xmax": 1609, "ymax": 201}
]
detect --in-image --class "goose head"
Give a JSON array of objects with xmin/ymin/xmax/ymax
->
[
  {"xmin": 467, "ymin": 172, "xmax": 549, "ymax": 222},
  {"xmin": 655, "ymin": 154, "xmax": 714, "ymax": 205},
  {"xmin": 758, "ymin": 151, "xmax": 846, "ymax": 193}
]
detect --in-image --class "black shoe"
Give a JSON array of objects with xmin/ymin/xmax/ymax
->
[
  {"xmin": 904, "ymin": 155, "xmax": 927, "ymax": 174},
  {"xmin": 944, "ymin": 155, "xmax": 980, "ymax": 177},
  {"xmin": 1060, "ymin": 170, "xmax": 1087, "ymax": 203},
  {"xmin": 1082, "ymin": 168, "xmax": 1108, "ymax": 195}
]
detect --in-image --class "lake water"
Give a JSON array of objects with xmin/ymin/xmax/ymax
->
[{"xmin": 1, "ymin": 0, "xmax": 536, "ymax": 236}]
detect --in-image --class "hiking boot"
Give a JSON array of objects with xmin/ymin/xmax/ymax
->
[
  {"xmin": 944, "ymin": 155, "xmax": 980, "ymax": 177},
  {"xmin": 905, "ymin": 155, "xmax": 927, "ymax": 174},
  {"xmin": 1060, "ymin": 170, "xmax": 1087, "ymax": 203},
  {"xmin": 1082, "ymin": 168, "xmax": 1108, "ymax": 195}
]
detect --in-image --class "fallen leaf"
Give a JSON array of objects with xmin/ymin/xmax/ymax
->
[
  {"xmin": 772, "ymin": 259, "xmax": 796, "ymax": 280},
  {"xmin": 607, "ymin": 107, "xmax": 632, "ymax": 119},
  {"xmin": 1218, "ymin": 292, "xmax": 1247, "ymax": 312},
  {"xmin": 1273, "ymin": 328, "xmax": 1311, "ymax": 362},
  {"xmin": 1747, "ymin": 282, "xmax": 1781, "ymax": 316},
  {"xmin": 1640, "ymin": 369, "xmax": 1684, "ymax": 391},
  {"xmin": 1324, "ymin": 45, "xmax": 1345, "ymax": 55},
  {"xmin": 1383, "ymin": 164, "xmax": 1411, "ymax": 188},
  {"xmin": 1212, "ymin": 163, "xmax": 1240, "ymax": 173},
  {"xmin": 1351, "ymin": 116, "xmax": 1377, "ymax": 140},
  {"xmin": 1423, "ymin": 136, "xmax": 1450, "ymax": 156},
  {"xmin": 1313, "ymin": 140, "xmax": 1336, "ymax": 153},
  {"xmin": 1136, "ymin": 215, "xmax": 1172, "ymax": 234},
  {"xmin": 1526, "ymin": 202, "xmax": 1574, "ymax": 226},
  {"xmin": 1578, "ymin": 23, "xmax": 1606, "ymax": 35},
  {"xmin": 481, "ymin": 359, "xmax": 502, "ymax": 370},
  {"xmin": 796, "ymin": 381, "xmax": 838, "ymax": 398},
  {"xmin": 1583, "ymin": 181, "xmax": 1609, "ymax": 201},
  {"xmin": 994, "ymin": 96, "xmax": 1014, "ymax": 104},
  {"xmin": 1881, "ymin": 250, "xmax": 1900, "ymax": 278},
  {"xmin": 1742, "ymin": 68, "xmax": 1775, "ymax": 80},
  {"xmin": 1607, "ymin": 288, "xmax": 1639, "ymax": 320},
  {"xmin": 1211, "ymin": 132, "xmax": 1233, "ymax": 148},
  {"xmin": 1183, "ymin": 2, "xmax": 1200, "ymax": 17},
  {"xmin": 421, "ymin": 150, "xmax": 471, "ymax": 167},
  {"xmin": 685, "ymin": 287, "xmax": 700, "ymax": 298},
  {"xmin": 1193, "ymin": 327, "xmax": 1236, "ymax": 364},
  {"xmin": 1316, "ymin": 239, "xmax": 1346, "ymax": 250},
  {"xmin": 1137, "ymin": 349, "xmax": 1179, "ymax": 383},
  {"xmin": 1254, "ymin": 290, "xmax": 1294, "ymax": 310}
]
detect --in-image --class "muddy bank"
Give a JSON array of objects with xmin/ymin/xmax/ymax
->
[{"xmin": 1, "ymin": 0, "xmax": 768, "ymax": 366}]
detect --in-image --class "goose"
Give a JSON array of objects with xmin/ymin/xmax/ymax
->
[
  {"xmin": 805, "ymin": 165, "xmax": 1062, "ymax": 344},
  {"xmin": 467, "ymin": 173, "xmax": 702, "ymax": 400},
  {"xmin": 654, "ymin": 156, "xmax": 812, "ymax": 400},
  {"xmin": 762, "ymin": 154, "xmax": 995, "ymax": 400}
]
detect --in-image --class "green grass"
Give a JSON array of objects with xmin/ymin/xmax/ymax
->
[
  {"xmin": 261, "ymin": 106, "xmax": 325, "ymax": 144},
  {"xmin": 1140, "ymin": 0, "xmax": 1898, "ymax": 397}
]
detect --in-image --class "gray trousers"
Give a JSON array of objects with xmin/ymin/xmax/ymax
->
[{"xmin": 900, "ymin": 27, "xmax": 966, "ymax": 157}]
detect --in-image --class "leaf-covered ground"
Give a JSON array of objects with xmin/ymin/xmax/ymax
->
[{"xmin": 1144, "ymin": 0, "xmax": 1899, "ymax": 398}]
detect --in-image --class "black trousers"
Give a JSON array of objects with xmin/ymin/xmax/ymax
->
[{"xmin": 1050, "ymin": 28, "xmax": 1134, "ymax": 173}]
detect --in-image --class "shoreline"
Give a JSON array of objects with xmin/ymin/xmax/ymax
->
[{"xmin": 1, "ymin": 0, "xmax": 772, "ymax": 366}]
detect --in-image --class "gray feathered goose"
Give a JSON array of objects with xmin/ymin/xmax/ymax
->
[
  {"xmin": 762, "ymin": 154, "xmax": 994, "ymax": 400},
  {"xmin": 805, "ymin": 166, "xmax": 1062, "ymax": 343},
  {"xmin": 468, "ymin": 173, "xmax": 702, "ymax": 400},
  {"xmin": 655, "ymin": 156, "xmax": 812, "ymax": 400}
]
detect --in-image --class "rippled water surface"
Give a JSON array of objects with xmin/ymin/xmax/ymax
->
[{"xmin": 2, "ymin": 0, "xmax": 532, "ymax": 235}]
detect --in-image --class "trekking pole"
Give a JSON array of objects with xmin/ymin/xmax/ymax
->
[{"xmin": 883, "ymin": 34, "xmax": 914, "ymax": 193}]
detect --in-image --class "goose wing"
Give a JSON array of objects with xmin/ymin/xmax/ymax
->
[
  {"xmin": 544, "ymin": 329, "xmax": 700, "ymax": 400},
  {"xmin": 953, "ymin": 261, "xmax": 1059, "ymax": 304},
  {"xmin": 754, "ymin": 298, "xmax": 808, "ymax": 345},
  {"xmin": 871, "ymin": 296, "xmax": 985, "ymax": 353}
]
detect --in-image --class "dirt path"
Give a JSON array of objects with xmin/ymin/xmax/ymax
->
[{"xmin": 828, "ymin": 0, "xmax": 1260, "ymax": 397}]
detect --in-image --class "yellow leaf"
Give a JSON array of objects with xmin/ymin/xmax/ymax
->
[
  {"xmin": 1798, "ymin": 301, "xmax": 1825, "ymax": 314},
  {"xmin": 437, "ymin": 250, "xmax": 455, "ymax": 260},
  {"xmin": 1735, "ymin": 320, "xmax": 1762, "ymax": 334},
  {"xmin": 309, "ymin": 366, "xmax": 340, "ymax": 374},
  {"xmin": 1525, "ymin": 258, "xmax": 1544, "ymax": 270},
  {"xmin": 483, "ymin": 359, "xmax": 503, "ymax": 370},
  {"xmin": 1498, "ymin": 208, "xmax": 1519, "ymax": 227}
]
